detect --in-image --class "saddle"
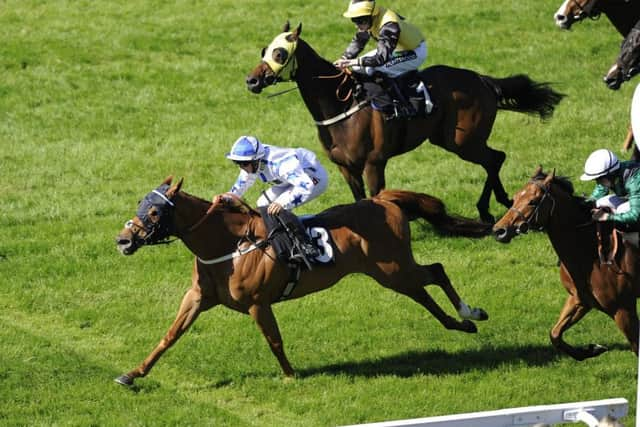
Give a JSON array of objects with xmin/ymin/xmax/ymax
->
[
  {"xmin": 356, "ymin": 71, "xmax": 433, "ymax": 120},
  {"xmin": 596, "ymin": 222, "xmax": 639, "ymax": 267},
  {"xmin": 259, "ymin": 209, "xmax": 334, "ymax": 300}
]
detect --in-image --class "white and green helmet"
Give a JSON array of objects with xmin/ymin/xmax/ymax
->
[{"xmin": 580, "ymin": 149, "xmax": 620, "ymax": 181}]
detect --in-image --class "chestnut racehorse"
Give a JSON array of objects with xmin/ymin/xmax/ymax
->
[
  {"xmin": 493, "ymin": 167, "xmax": 639, "ymax": 359},
  {"xmin": 114, "ymin": 177, "xmax": 489, "ymax": 386},
  {"xmin": 246, "ymin": 23, "xmax": 564, "ymax": 223},
  {"xmin": 554, "ymin": 0, "xmax": 640, "ymax": 89}
]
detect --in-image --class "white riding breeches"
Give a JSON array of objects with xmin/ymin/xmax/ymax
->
[
  {"xmin": 596, "ymin": 194, "xmax": 630, "ymax": 213},
  {"xmin": 351, "ymin": 41, "xmax": 427, "ymax": 78},
  {"xmin": 256, "ymin": 166, "xmax": 329, "ymax": 208}
]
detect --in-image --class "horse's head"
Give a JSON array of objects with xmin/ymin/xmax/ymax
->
[
  {"xmin": 554, "ymin": 0, "xmax": 601, "ymax": 30},
  {"xmin": 493, "ymin": 167, "xmax": 558, "ymax": 243},
  {"xmin": 246, "ymin": 21, "xmax": 302, "ymax": 93},
  {"xmin": 115, "ymin": 176, "xmax": 183, "ymax": 255},
  {"xmin": 603, "ymin": 29, "xmax": 640, "ymax": 90}
]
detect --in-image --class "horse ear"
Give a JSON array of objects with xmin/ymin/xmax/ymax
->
[
  {"xmin": 543, "ymin": 168, "xmax": 555, "ymax": 186},
  {"xmin": 162, "ymin": 175, "xmax": 173, "ymax": 185},
  {"xmin": 283, "ymin": 21, "xmax": 290, "ymax": 32},
  {"xmin": 293, "ymin": 23, "xmax": 302, "ymax": 38},
  {"xmin": 167, "ymin": 178, "xmax": 183, "ymax": 198},
  {"xmin": 532, "ymin": 165, "xmax": 542, "ymax": 178}
]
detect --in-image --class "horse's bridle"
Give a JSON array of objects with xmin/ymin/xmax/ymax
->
[
  {"xmin": 507, "ymin": 180, "xmax": 556, "ymax": 234},
  {"xmin": 568, "ymin": 0, "xmax": 601, "ymax": 21},
  {"xmin": 125, "ymin": 187, "xmax": 177, "ymax": 247}
]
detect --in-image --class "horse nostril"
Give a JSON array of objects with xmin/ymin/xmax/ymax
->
[
  {"xmin": 116, "ymin": 237, "xmax": 130, "ymax": 246},
  {"xmin": 554, "ymin": 14, "xmax": 566, "ymax": 23},
  {"xmin": 246, "ymin": 77, "xmax": 258, "ymax": 87},
  {"xmin": 493, "ymin": 228, "xmax": 507, "ymax": 241}
]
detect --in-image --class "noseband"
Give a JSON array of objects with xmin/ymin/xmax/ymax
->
[
  {"xmin": 508, "ymin": 180, "xmax": 555, "ymax": 233},
  {"xmin": 569, "ymin": 0, "xmax": 600, "ymax": 20}
]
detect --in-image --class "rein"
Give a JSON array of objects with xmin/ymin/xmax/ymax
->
[
  {"xmin": 508, "ymin": 179, "xmax": 556, "ymax": 232},
  {"xmin": 312, "ymin": 69, "xmax": 370, "ymax": 127}
]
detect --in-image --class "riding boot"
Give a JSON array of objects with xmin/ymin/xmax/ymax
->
[
  {"xmin": 278, "ymin": 211, "xmax": 319, "ymax": 265},
  {"xmin": 416, "ymin": 80, "xmax": 434, "ymax": 114},
  {"xmin": 384, "ymin": 76, "xmax": 417, "ymax": 119}
]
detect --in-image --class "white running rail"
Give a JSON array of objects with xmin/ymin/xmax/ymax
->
[{"xmin": 341, "ymin": 398, "xmax": 629, "ymax": 427}]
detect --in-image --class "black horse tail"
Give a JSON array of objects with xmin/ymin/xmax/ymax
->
[
  {"xmin": 480, "ymin": 74, "xmax": 565, "ymax": 121},
  {"xmin": 375, "ymin": 189, "xmax": 492, "ymax": 238}
]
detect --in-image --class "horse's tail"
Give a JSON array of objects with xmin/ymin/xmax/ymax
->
[
  {"xmin": 480, "ymin": 74, "xmax": 565, "ymax": 121},
  {"xmin": 375, "ymin": 189, "xmax": 491, "ymax": 238}
]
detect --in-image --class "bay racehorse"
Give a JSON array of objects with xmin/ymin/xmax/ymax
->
[
  {"xmin": 554, "ymin": 0, "xmax": 640, "ymax": 89},
  {"xmin": 493, "ymin": 167, "xmax": 639, "ymax": 359},
  {"xmin": 113, "ymin": 177, "xmax": 489, "ymax": 385},
  {"xmin": 245, "ymin": 22, "xmax": 564, "ymax": 224}
]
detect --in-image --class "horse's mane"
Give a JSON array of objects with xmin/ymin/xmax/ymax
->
[
  {"xmin": 207, "ymin": 193, "xmax": 261, "ymax": 217},
  {"xmin": 532, "ymin": 171, "xmax": 575, "ymax": 195}
]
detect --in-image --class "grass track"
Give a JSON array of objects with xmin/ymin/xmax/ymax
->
[{"xmin": 0, "ymin": 0, "xmax": 637, "ymax": 425}]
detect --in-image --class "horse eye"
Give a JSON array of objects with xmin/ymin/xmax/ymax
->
[
  {"xmin": 125, "ymin": 220, "xmax": 134, "ymax": 229},
  {"xmin": 149, "ymin": 210, "xmax": 159, "ymax": 217},
  {"xmin": 272, "ymin": 47, "xmax": 288, "ymax": 64}
]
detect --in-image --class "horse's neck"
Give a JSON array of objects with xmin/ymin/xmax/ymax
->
[
  {"xmin": 295, "ymin": 44, "xmax": 357, "ymax": 121},
  {"xmin": 545, "ymin": 193, "xmax": 597, "ymax": 263},
  {"xmin": 174, "ymin": 193, "xmax": 250, "ymax": 259},
  {"xmin": 603, "ymin": 2, "xmax": 640, "ymax": 36}
]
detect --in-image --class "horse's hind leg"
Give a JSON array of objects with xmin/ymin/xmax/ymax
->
[
  {"xmin": 550, "ymin": 294, "xmax": 605, "ymax": 360},
  {"xmin": 249, "ymin": 303, "xmax": 295, "ymax": 377},
  {"xmin": 425, "ymin": 262, "xmax": 488, "ymax": 322},
  {"xmin": 337, "ymin": 164, "xmax": 367, "ymax": 200},
  {"xmin": 364, "ymin": 158, "xmax": 388, "ymax": 197},
  {"xmin": 387, "ymin": 263, "xmax": 487, "ymax": 333},
  {"xmin": 487, "ymin": 148, "xmax": 512, "ymax": 208},
  {"xmin": 613, "ymin": 304, "xmax": 639, "ymax": 355},
  {"xmin": 115, "ymin": 287, "xmax": 209, "ymax": 386}
]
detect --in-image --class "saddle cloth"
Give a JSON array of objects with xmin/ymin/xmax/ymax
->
[{"xmin": 260, "ymin": 210, "xmax": 335, "ymax": 266}]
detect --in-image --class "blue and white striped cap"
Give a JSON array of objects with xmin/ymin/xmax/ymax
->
[{"xmin": 226, "ymin": 136, "xmax": 265, "ymax": 161}]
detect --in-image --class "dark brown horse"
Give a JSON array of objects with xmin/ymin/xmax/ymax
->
[
  {"xmin": 113, "ymin": 177, "xmax": 489, "ymax": 385},
  {"xmin": 246, "ymin": 23, "xmax": 564, "ymax": 224},
  {"xmin": 493, "ymin": 167, "xmax": 639, "ymax": 360},
  {"xmin": 554, "ymin": 0, "xmax": 640, "ymax": 89}
]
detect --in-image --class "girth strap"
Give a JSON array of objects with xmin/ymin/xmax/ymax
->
[{"xmin": 280, "ymin": 263, "xmax": 301, "ymax": 301}]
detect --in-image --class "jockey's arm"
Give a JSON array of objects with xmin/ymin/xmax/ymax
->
[
  {"xmin": 610, "ymin": 171, "xmax": 640, "ymax": 224},
  {"xmin": 273, "ymin": 159, "xmax": 315, "ymax": 210},
  {"xmin": 358, "ymin": 22, "xmax": 400, "ymax": 67},
  {"xmin": 341, "ymin": 30, "xmax": 370, "ymax": 60},
  {"xmin": 229, "ymin": 169, "xmax": 256, "ymax": 197}
]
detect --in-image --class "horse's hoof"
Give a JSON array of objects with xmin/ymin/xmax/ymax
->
[
  {"xmin": 473, "ymin": 308, "xmax": 489, "ymax": 321},
  {"xmin": 588, "ymin": 344, "xmax": 609, "ymax": 357},
  {"xmin": 461, "ymin": 319, "xmax": 477, "ymax": 333},
  {"xmin": 114, "ymin": 374, "xmax": 134, "ymax": 387}
]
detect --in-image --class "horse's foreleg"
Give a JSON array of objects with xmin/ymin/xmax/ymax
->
[
  {"xmin": 249, "ymin": 303, "xmax": 295, "ymax": 377},
  {"xmin": 115, "ymin": 287, "xmax": 205, "ymax": 386},
  {"xmin": 363, "ymin": 159, "xmax": 387, "ymax": 197},
  {"xmin": 550, "ymin": 295, "xmax": 605, "ymax": 360},
  {"xmin": 337, "ymin": 164, "xmax": 366, "ymax": 200},
  {"xmin": 613, "ymin": 304, "xmax": 639, "ymax": 355}
]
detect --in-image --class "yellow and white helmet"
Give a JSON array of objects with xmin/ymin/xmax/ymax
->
[
  {"xmin": 580, "ymin": 149, "xmax": 620, "ymax": 181},
  {"xmin": 343, "ymin": 0, "xmax": 379, "ymax": 18}
]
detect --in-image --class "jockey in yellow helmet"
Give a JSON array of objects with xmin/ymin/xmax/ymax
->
[{"xmin": 334, "ymin": 0, "xmax": 433, "ymax": 117}]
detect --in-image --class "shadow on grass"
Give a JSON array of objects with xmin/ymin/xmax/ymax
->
[{"xmin": 296, "ymin": 342, "xmax": 632, "ymax": 379}]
